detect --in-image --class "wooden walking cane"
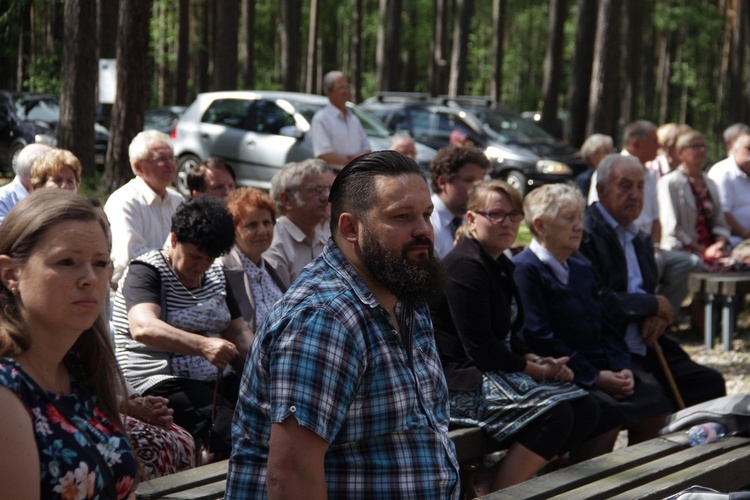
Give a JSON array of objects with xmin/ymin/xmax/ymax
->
[{"xmin": 651, "ymin": 339, "xmax": 686, "ymax": 410}]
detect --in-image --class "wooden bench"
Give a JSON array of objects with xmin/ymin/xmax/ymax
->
[
  {"xmin": 135, "ymin": 427, "xmax": 502, "ymax": 499},
  {"xmin": 484, "ymin": 432, "xmax": 750, "ymax": 499},
  {"xmin": 688, "ymin": 272, "xmax": 750, "ymax": 350}
]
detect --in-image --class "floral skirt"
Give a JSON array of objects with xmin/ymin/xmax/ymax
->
[
  {"xmin": 124, "ymin": 415, "xmax": 196, "ymax": 479},
  {"xmin": 450, "ymin": 370, "xmax": 588, "ymax": 444}
]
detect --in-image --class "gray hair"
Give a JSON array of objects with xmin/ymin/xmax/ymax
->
[
  {"xmin": 622, "ymin": 120, "xmax": 657, "ymax": 147},
  {"xmin": 724, "ymin": 123, "xmax": 750, "ymax": 150},
  {"xmin": 675, "ymin": 130, "xmax": 705, "ymax": 151},
  {"xmin": 128, "ymin": 130, "xmax": 173, "ymax": 174},
  {"xmin": 596, "ymin": 154, "xmax": 642, "ymax": 190},
  {"xmin": 323, "ymin": 71, "xmax": 346, "ymax": 93},
  {"xmin": 523, "ymin": 183, "xmax": 584, "ymax": 238},
  {"xmin": 14, "ymin": 143, "xmax": 53, "ymax": 183},
  {"xmin": 270, "ymin": 159, "xmax": 326, "ymax": 212},
  {"xmin": 580, "ymin": 134, "xmax": 613, "ymax": 162},
  {"xmin": 390, "ymin": 132, "xmax": 414, "ymax": 149}
]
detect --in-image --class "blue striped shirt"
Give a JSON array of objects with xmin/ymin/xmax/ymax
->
[{"xmin": 227, "ymin": 239, "xmax": 460, "ymax": 499}]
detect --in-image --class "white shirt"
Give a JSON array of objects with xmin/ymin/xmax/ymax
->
[
  {"xmin": 529, "ymin": 239, "xmax": 569, "ymax": 284},
  {"xmin": 311, "ymin": 103, "xmax": 370, "ymax": 159},
  {"xmin": 104, "ymin": 176, "xmax": 184, "ymax": 287},
  {"xmin": 0, "ymin": 177, "xmax": 29, "ymax": 224},
  {"xmin": 707, "ymin": 155, "xmax": 750, "ymax": 236},
  {"xmin": 430, "ymin": 193, "xmax": 460, "ymax": 259},
  {"xmin": 595, "ymin": 203, "xmax": 648, "ymax": 356},
  {"xmin": 588, "ymin": 151, "xmax": 659, "ymax": 235},
  {"xmin": 262, "ymin": 216, "xmax": 327, "ymax": 288}
]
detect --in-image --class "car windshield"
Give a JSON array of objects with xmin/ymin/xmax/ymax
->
[
  {"xmin": 472, "ymin": 108, "xmax": 556, "ymax": 144},
  {"xmin": 293, "ymin": 101, "xmax": 391, "ymax": 138},
  {"xmin": 14, "ymin": 96, "xmax": 60, "ymax": 122}
]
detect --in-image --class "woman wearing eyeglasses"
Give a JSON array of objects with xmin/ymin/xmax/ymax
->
[
  {"xmin": 429, "ymin": 180, "xmax": 600, "ymax": 492},
  {"xmin": 658, "ymin": 130, "xmax": 731, "ymax": 264}
]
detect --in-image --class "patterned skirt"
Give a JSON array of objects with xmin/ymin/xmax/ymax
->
[
  {"xmin": 450, "ymin": 371, "xmax": 588, "ymax": 444},
  {"xmin": 124, "ymin": 415, "xmax": 196, "ymax": 479}
]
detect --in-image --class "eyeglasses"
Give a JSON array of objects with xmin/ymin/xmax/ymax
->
[
  {"xmin": 475, "ymin": 211, "xmax": 524, "ymax": 223},
  {"xmin": 144, "ymin": 156, "xmax": 175, "ymax": 164},
  {"xmin": 292, "ymin": 185, "xmax": 330, "ymax": 196},
  {"xmin": 684, "ymin": 144, "xmax": 707, "ymax": 150}
]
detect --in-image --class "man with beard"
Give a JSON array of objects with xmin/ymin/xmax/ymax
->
[{"xmin": 227, "ymin": 151, "xmax": 460, "ymax": 499}]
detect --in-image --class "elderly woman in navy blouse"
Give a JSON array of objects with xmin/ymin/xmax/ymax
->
[{"xmin": 513, "ymin": 184, "xmax": 672, "ymax": 449}]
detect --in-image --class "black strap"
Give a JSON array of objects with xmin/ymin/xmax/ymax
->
[{"xmin": 42, "ymin": 392, "xmax": 118, "ymax": 499}]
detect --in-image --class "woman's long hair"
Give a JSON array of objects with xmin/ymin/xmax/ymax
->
[{"xmin": 0, "ymin": 190, "xmax": 128, "ymax": 431}]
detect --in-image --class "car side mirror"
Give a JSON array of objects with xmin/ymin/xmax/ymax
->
[{"xmin": 279, "ymin": 125, "xmax": 303, "ymax": 140}]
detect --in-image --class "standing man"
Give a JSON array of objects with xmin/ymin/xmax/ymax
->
[
  {"xmin": 104, "ymin": 130, "xmax": 183, "ymax": 287},
  {"xmin": 708, "ymin": 132, "xmax": 750, "ymax": 245},
  {"xmin": 0, "ymin": 143, "xmax": 52, "ymax": 223},
  {"xmin": 311, "ymin": 71, "xmax": 371, "ymax": 166},
  {"xmin": 580, "ymin": 154, "xmax": 725, "ymax": 408},
  {"xmin": 227, "ymin": 151, "xmax": 459, "ymax": 498},
  {"xmin": 429, "ymin": 146, "xmax": 489, "ymax": 258},
  {"xmin": 263, "ymin": 159, "xmax": 329, "ymax": 287}
]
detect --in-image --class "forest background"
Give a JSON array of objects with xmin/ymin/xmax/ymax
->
[{"xmin": 0, "ymin": 0, "xmax": 749, "ymax": 193}]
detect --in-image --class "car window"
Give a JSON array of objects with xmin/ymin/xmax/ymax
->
[
  {"xmin": 408, "ymin": 109, "xmax": 436, "ymax": 143},
  {"xmin": 202, "ymin": 99, "xmax": 252, "ymax": 129},
  {"xmin": 15, "ymin": 97, "xmax": 60, "ymax": 122},
  {"xmin": 473, "ymin": 108, "xmax": 555, "ymax": 144},
  {"xmin": 250, "ymin": 100, "xmax": 296, "ymax": 135},
  {"xmin": 391, "ymin": 110, "xmax": 411, "ymax": 134},
  {"xmin": 435, "ymin": 113, "xmax": 473, "ymax": 143},
  {"xmin": 348, "ymin": 106, "xmax": 390, "ymax": 138}
]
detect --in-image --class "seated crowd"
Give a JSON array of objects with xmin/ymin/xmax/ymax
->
[{"xmin": 0, "ymin": 115, "xmax": 743, "ymax": 496}]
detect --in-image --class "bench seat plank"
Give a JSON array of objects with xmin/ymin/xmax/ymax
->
[
  {"xmin": 159, "ymin": 480, "xmax": 226, "ymax": 500},
  {"xmin": 484, "ymin": 434, "xmax": 688, "ymax": 499},
  {"xmin": 136, "ymin": 460, "xmax": 229, "ymax": 499},
  {"xmin": 546, "ymin": 436, "xmax": 750, "ymax": 500}
]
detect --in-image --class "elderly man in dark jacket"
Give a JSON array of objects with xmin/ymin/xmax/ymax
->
[{"xmin": 580, "ymin": 154, "xmax": 725, "ymax": 409}]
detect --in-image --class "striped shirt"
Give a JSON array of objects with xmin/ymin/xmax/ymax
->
[
  {"xmin": 226, "ymin": 239, "xmax": 460, "ymax": 499},
  {"xmin": 113, "ymin": 250, "xmax": 235, "ymax": 394}
]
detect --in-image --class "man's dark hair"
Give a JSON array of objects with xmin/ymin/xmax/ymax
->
[
  {"xmin": 329, "ymin": 151, "xmax": 423, "ymax": 236},
  {"xmin": 429, "ymin": 145, "xmax": 490, "ymax": 193},
  {"xmin": 187, "ymin": 156, "xmax": 236, "ymax": 195},
  {"xmin": 171, "ymin": 196, "xmax": 235, "ymax": 258}
]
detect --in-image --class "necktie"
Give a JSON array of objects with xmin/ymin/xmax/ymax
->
[{"xmin": 449, "ymin": 217, "xmax": 463, "ymax": 238}]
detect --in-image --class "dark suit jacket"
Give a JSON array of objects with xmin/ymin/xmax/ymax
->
[
  {"xmin": 219, "ymin": 247, "xmax": 288, "ymax": 333},
  {"xmin": 513, "ymin": 248, "xmax": 631, "ymax": 387},
  {"xmin": 429, "ymin": 237, "xmax": 530, "ymax": 392},
  {"xmin": 579, "ymin": 203, "xmax": 659, "ymax": 339}
]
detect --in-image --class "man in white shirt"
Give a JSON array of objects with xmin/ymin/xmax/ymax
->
[
  {"xmin": 429, "ymin": 146, "xmax": 489, "ymax": 258},
  {"xmin": 263, "ymin": 159, "xmax": 329, "ymax": 288},
  {"xmin": 708, "ymin": 132, "xmax": 750, "ymax": 246},
  {"xmin": 311, "ymin": 71, "xmax": 371, "ymax": 166},
  {"xmin": 0, "ymin": 143, "xmax": 52, "ymax": 223},
  {"xmin": 104, "ymin": 130, "xmax": 184, "ymax": 287}
]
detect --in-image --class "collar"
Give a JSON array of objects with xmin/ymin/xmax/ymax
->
[
  {"xmin": 278, "ymin": 216, "xmax": 326, "ymax": 245},
  {"xmin": 594, "ymin": 202, "xmax": 639, "ymax": 237},
  {"xmin": 321, "ymin": 239, "xmax": 381, "ymax": 309},
  {"xmin": 529, "ymin": 239, "xmax": 569, "ymax": 284},
  {"xmin": 431, "ymin": 193, "xmax": 456, "ymax": 228},
  {"xmin": 326, "ymin": 103, "xmax": 352, "ymax": 121},
  {"xmin": 133, "ymin": 176, "xmax": 164, "ymax": 205}
]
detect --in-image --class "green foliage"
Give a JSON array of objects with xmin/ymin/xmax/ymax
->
[{"xmin": 24, "ymin": 52, "xmax": 61, "ymax": 94}]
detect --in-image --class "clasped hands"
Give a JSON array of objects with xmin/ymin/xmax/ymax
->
[{"xmin": 527, "ymin": 355, "xmax": 574, "ymax": 383}]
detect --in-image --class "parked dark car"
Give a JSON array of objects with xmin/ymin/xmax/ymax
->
[
  {"xmin": 0, "ymin": 91, "xmax": 109, "ymax": 173},
  {"xmin": 172, "ymin": 91, "xmax": 436, "ymax": 193},
  {"xmin": 144, "ymin": 106, "xmax": 187, "ymax": 134},
  {"xmin": 361, "ymin": 93, "xmax": 586, "ymax": 195}
]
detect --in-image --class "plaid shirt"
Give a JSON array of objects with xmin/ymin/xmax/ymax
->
[{"xmin": 227, "ymin": 240, "xmax": 460, "ymax": 499}]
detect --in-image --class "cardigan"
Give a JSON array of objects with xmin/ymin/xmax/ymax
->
[
  {"xmin": 430, "ymin": 237, "xmax": 530, "ymax": 392},
  {"xmin": 513, "ymin": 248, "xmax": 631, "ymax": 388}
]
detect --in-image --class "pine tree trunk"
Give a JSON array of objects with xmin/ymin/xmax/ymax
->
[
  {"xmin": 541, "ymin": 0, "xmax": 568, "ymax": 136},
  {"xmin": 279, "ymin": 0, "xmax": 301, "ymax": 91},
  {"xmin": 59, "ymin": 0, "xmax": 97, "ymax": 178},
  {"xmin": 431, "ymin": 0, "xmax": 450, "ymax": 96},
  {"xmin": 101, "ymin": 0, "xmax": 152, "ymax": 193},
  {"xmin": 491, "ymin": 0, "xmax": 507, "ymax": 101},
  {"xmin": 621, "ymin": 0, "xmax": 643, "ymax": 125},
  {"xmin": 567, "ymin": 0, "xmax": 597, "ymax": 148},
  {"xmin": 306, "ymin": 0, "xmax": 319, "ymax": 94},
  {"xmin": 586, "ymin": 0, "xmax": 620, "ymax": 138},
  {"xmin": 213, "ymin": 0, "xmax": 239, "ymax": 91},
  {"xmin": 174, "ymin": 0, "xmax": 189, "ymax": 104},
  {"xmin": 449, "ymin": 0, "xmax": 473, "ymax": 96},
  {"xmin": 352, "ymin": 0, "xmax": 363, "ymax": 102},
  {"xmin": 241, "ymin": 0, "xmax": 255, "ymax": 89},
  {"xmin": 728, "ymin": 0, "xmax": 745, "ymax": 122}
]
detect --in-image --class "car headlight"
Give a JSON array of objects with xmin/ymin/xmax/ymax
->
[
  {"xmin": 484, "ymin": 146, "xmax": 504, "ymax": 162},
  {"xmin": 35, "ymin": 134, "xmax": 57, "ymax": 147},
  {"xmin": 536, "ymin": 160, "xmax": 572, "ymax": 175}
]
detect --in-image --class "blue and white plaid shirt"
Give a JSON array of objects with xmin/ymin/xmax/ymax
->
[{"xmin": 227, "ymin": 239, "xmax": 460, "ymax": 499}]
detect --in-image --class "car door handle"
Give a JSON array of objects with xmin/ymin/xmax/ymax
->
[
  {"xmin": 245, "ymin": 140, "xmax": 256, "ymax": 147},
  {"xmin": 200, "ymin": 133, "xmax": 209, "ymax": 140}
]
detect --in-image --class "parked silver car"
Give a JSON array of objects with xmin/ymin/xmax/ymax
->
[{"xmin": 172, "ymin": 91, "xmax": 435, "ymax": 193}]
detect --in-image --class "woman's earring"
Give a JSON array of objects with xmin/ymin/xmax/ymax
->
[{"xmin": 9, "ymin": 287, "xmax": 18, "ymax": 297}]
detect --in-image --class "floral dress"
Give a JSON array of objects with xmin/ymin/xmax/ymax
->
[{"xmin": 0, "ymin": 358, "xmax": 137, "ymax": 499}]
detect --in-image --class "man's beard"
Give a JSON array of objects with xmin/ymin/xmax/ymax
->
[{"xmin": 358, "ymin": 227, "xmax": 445, "ymax": 305}]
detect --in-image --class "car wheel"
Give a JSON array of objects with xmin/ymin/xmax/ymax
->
[
  {"xmin": 176, "ymin": 154, "xmax": 201, "ymax": 196},
  {"xmin": 505, "ymin": 171, "xmax": 527, "ymax": 197}
]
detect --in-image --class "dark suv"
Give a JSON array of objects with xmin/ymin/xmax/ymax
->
[
  {"xmin": 361, "ymin": 94, "xmax": 586, "ymax": 195},
  {"xmin": 0, "ymin": 91, "xmax": 109, "ymax": 172}
]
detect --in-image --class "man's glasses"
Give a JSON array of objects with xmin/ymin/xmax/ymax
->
[
  {"xmin": 144, "ymin": 156, "xmax": 175, "ymax": 164},
  {"xmin": 475, "ymin": 211, "xmax": 524, "ymax": 223},
  {"xmin": 292, "ymin": 185, "xmax": 330, "ymax": 196}
]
